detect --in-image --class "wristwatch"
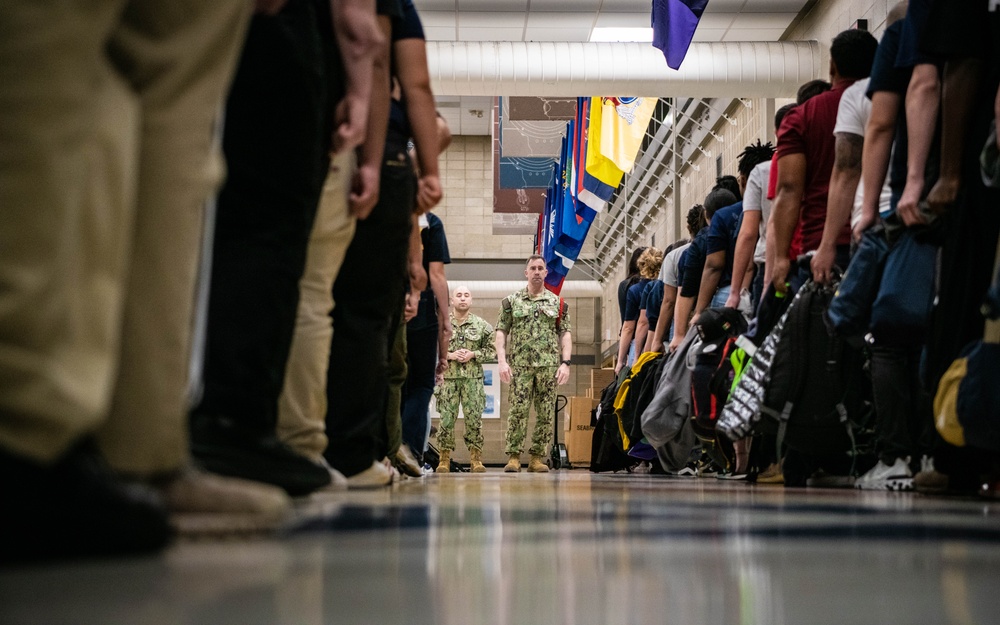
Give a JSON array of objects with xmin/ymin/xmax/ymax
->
[{"xmin": 560, "ymin": 359, "xmax": 571, "ymax": 366}]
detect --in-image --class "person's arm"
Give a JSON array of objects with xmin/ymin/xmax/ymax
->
[
  {"xmin": 393, "ymin": 37, "xmax": 443, "ymax": 213},
  {"xmin": 428, "ymin": 260, "xmax": 450, "ymax": 371},
  {"xmin": 670, "ymin": 295, "xmax": 694, "ymax": 353},
  {"xmin": 927, "ymin": 58, "xmax": 984, "ymax": 214},
  {"xmin": 896, "ymin": 64, "xmax": 940, "ymax": 226},
  {"xmin": 648, "ymin": 285, "xmax": 677, "ymax": 353},
  {"xmin": 634, "ymin": 311, "xmax": 650, "ymax": 356},
  {"xmin": 556, "ymin": 331, "xmax": 572, "ymax": 385},
  {"xmin": 330, "ymin": 0, "xmax": 381, "ymax": 155},
  {"xmin": 496, "ymin": 329, "xmax": 511, "ymax": 383},
  {"xmin": 856, "ymin": 91, "xmax": 901, "ymax": 240},
  {"xmin": 477, "ymin": 325, "xmax": 497, "ymax": 363},
  {"xmin": 695, "ymin": 251, "xmax": 725, "ymax": 314},
  {"xmin": 770, "ymin": 153, "xmax": 807, "ymax": 294},
  {"xmin": 614, "ymin": 320, "xmax": 636, "ymax": 373},
  {"xmin": 726, "ymin": 211, "xmax": 760, "ymax": 308},
  {"xmin": 811, "ymin": 132, "xmax": 863, "ymax": 284},
  {"xmin": 347, "ymin": 15, "xmax": 391, "ymax": 219}
]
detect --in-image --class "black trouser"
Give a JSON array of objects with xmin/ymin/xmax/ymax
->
[
  {"xmin": 323, "ymin": 135, "xmax": 414, "ymax": 477},
  {"xmin": 870, "ymin": 346, "xmax": 934, "ymax": 466},
  {"xmin": 401, "ymin": 293, "xmax": 439, "ymax": 456},
  {"xmin": 193, "ymin": 0, "xmax": 337, "ymax": 433}
]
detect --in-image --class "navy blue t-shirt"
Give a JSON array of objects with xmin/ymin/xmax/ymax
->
[
  {"xmin": 680, "ymin": 227, "xmax": 709, "ymax": 299},
  {"xmin": 624, "ymin": 278, "xmax": 651, "ymax": 322},
  {"xmin": 867, "ymin": 21, "xmax": 911, "ymax": 204},
  {"xmin": 644, "ymin": 280, "xmax": 665, "ymax": 329},
  {"xmin": 705, "ymin": 202, "xmax": 741, "ymax": 287}
]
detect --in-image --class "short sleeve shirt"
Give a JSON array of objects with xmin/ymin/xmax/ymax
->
[
  {"xmin": 834, "ymin": 78, "xmax": 892, "ymax": 223},
  {"xmin": 377, "ymin": 0, "xmax": 403, "ymax": 18},
  {"xmin": 775, "ymin": 80, "xmax": 854, "ymax": 252},
  {"xmin": 680, "ymin": 228, "xmax": 710, "ymax": 299},
  {"xmin": 706, "ymin": 202, "xmax": 742, "ymax": 287},
  {"xmin": 496, "ymin": 288, "xmax": 572, "ymax": 368},
  {"xmin": 743, "ymin": 162, "xmax": 771, "ymax": 264},
  {"xmin": 645, "ymin": 280, "xmax": 665, "ymax": 328},
  {"xmin": 662, "ymin": 243, "xmax": 690, "ymax": 288},
  {"xmin": 624, "ymin": 279, "xmax": 650, "ymax": 322},
  {"xmin": 392, "ymin": 0, "xmax": 424, "ymax": 40},
  {"xmin": 867, "ymin": 21, "xmax": 911, "ymax": 203}
]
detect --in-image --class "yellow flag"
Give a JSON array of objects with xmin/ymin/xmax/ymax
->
[{"xmin": 599, "ymin": 97, "xmax": 657, "ymax": 173}]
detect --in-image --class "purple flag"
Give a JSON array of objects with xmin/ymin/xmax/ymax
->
[{"xmin": 652, "ymin": 0, "xmax": 709, "ymax": 70}]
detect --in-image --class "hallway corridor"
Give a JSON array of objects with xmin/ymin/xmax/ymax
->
[{"xmin": 3, "ymin": 471, "xmax": 1000, "ymax": 624}]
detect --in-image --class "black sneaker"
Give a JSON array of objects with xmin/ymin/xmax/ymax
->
[
  {"xmin": 190, "ymin": 416, "xmax": 331, "ymax": 497},
  {"xmin": 0, "ymin": 441, "xmax": 171, "ymax": 563}
]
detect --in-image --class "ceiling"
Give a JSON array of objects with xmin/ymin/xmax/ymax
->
[{"xmin": 415, "ymin": 0, "xmax": 811, "ymax": 134}]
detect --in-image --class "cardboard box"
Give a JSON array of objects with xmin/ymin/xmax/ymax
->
[
  {"xmin": 590, "ymin": 368, "xmax": 616, "ymax": 391},
  {"xmin": 567, "ymin": 423, "xmax": 594, "ymax": 465},
  {"xmin": 569, "ymin": 396, "xmax": 598, "ymax": 429}
]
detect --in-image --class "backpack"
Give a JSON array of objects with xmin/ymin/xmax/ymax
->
[
  {"xmin": 690, "ymin": 309, "xmax": 748, "ymax": 442},
  {"xmin": 759, "ymin": 279, "xmax": 867, "ymax": 461},
  {"xmin": 590, "ymin": 372, "xmax": 638, "ymax": 473}
]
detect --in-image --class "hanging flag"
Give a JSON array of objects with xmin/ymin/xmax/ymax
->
[
  {"xmin": 581, "ymin": 97, "xmax": 625, "ymax": 212},
  {"xmin": 599, "ymin": 97, "xmax": 657, "ymax": 173},
  {"xmin": 651, "ymin": 0, "xmax": 709, "ymax": 70}
]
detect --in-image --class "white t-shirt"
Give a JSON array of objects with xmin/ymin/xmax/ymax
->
[
  {"xmin": 743, "ymin": 161, "xmax": 771, "ymax": 265},
  {"xmin": 834, "ymin": 77, "xmax": 892, "ymax": 225},
  {"xmin": 660, "ymin": 243, "xmax": 690, "ymax": 288}
]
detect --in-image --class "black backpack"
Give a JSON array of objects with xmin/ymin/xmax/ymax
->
[
  {"xmin": 759, "ymin": 280, "xmax": 868, "ymax": 460},
  {"xmin": 590, "ymin": 375, "xmax": 638, "ymax": 473}
]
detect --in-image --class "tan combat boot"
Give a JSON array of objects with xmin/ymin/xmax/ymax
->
[
  {"xmin": 469, "ymin": 450, "xmax": 487, "ymax": 473},
  {"xmin": 528, "ymin": 456, "xmax": 550, "ymax": 473},
  {"xmin": 436, "ymin": 450, "xmax": 451, "ymax": 473},
  {"xmin": 504, "ymin": 454, "xmax": 521, "ymax": 473}
]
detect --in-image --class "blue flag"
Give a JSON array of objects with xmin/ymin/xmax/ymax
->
[{"xmin": 651, "ymin": 0, "xmax": 709, "ymax": 70}]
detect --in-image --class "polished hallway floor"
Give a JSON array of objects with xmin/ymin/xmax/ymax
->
[{"xmin": 4, "ymin": 470, "xmax": 1000, "ymax": 625}]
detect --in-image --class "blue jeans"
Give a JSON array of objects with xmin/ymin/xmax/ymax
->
[{"xmin": 710, "ymin": 285, "xmax": 731, "ymax": 309}]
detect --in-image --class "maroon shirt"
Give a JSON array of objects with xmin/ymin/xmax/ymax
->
[{"xmin": 775, "ymin": 79, "xmax": 855, "ymax": 252}]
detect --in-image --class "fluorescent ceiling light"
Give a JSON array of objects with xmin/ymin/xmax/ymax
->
[{"xmin": 589, "ymin": 27, "xmax": 653, "ymax": 42}]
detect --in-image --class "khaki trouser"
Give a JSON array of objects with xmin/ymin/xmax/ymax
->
[
  {"xmin": 0, "ymin": 0, "xmax": 251, "ymax": 471},
  {"xmin": 277, "ymin": 154, "xmax": 357, "ymax": 461}
]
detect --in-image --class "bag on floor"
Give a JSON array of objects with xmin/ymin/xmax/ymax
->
[
  {"xmin": 759, "ymin": 279, "xmax": 867, "ymax": 458},
  {"xmin": 590, "ymin": 373, "xmax": 637, "ymax": 473},
  {"xmin": 640, "ymin": 326, "xmax": 701, "ymax": 472},
  {"xmin": 690, "ymin": 308, "xmax": 748, "ymax": 442},
  {"xmin": 934, "ymin": 340, "xmax": 1000, "ymax": 453}
]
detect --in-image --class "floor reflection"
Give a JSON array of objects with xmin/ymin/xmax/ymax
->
[{"xmin": 3, "ymin": 473, "xmax": 1000, "ymax": 625}]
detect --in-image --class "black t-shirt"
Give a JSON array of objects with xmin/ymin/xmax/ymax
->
[
  {"xmin": 377, "ymin": 0, "xmax": 403, "ymax": 18},
  {"xmin": 388, "ymin": 0, "xmax": 424, "ymax": 137},
  {"xmin": 411, "ymin": 213, "xmax": 450, "ymax": 328},
  {"xmin": 867, "ymin": 21, "xmax": 911, "ymax": 201},
  {"xmin": 896, "ymin": 0, "xmax": 934, "ymax": 68}
]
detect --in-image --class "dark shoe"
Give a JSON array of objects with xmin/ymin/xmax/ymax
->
[
  {"xmin": 0, "ymin": 441, "xmax": 171, "ymax": 563},
  {"xmin": 191, "ymin": 416, "xmax": 331, "ymax": 497}
]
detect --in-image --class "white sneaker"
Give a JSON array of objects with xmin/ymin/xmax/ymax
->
[
  {"xmin": 855, "ymin": 457, "xmax": 913, "ymax": 491},
  {"xmin": 345, "ymin": 461, "xmax": 393, "ymax": 490}
]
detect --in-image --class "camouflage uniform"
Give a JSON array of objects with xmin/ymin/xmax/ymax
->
[
  {"xmin": 435, "ymin": 312, "xmax": 496, "ymax": 452},
  {"xmin": 496, "ymin": 288, "xmax": 572, "ymax": 457}
]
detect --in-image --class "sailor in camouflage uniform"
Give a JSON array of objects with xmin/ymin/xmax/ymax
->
[
  {"xmin": 496, "ymin": 255, "xmax": 572, "ymax": 473},
  {"xmin": 434, "ymin": 286, "xmax": 496, "ymax": 474}
]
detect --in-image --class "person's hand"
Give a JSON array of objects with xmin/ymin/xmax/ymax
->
[
  {"xmin": 614, "ymin": 360, "xmax": 623, "ymax": 374},
  {"xmin": 332, "ymin": 94, "xmax": 368, "ymax": 155},
  {"xmin": 499, "ymin": 362, "xmax": 513, "ymax": 383},
  {"xmin": 810, "ymin": 245, "xmax": 836, "ymax": 285},
  {"xmin": 404, "ymin": 292, "xmax": 419, "ymax": 322},
  {"xmin": 416, "ymin": 175, "xmax": 443, "ymax": 213},
  {"xmin": 254, "ymin": 0, "xmax": 289, "ymax": 15},
  {"xmin": 436, "ymin": 357, "xmax": 448, "ymax": 377},
  {"xmin": 349, "ymin": 164, "xmax": 380, "ymax": 219},
  {"xmin": 926, "ymin": 175, "xmax": 961, "ymax": 216},
  {"xmin": 896, "ymin": 178, "xmax": 927, "ymax": 226},
  {"xmin": 724, "ymin": 291, "xmax": 741, "ymax": 309},
  {"xmin": 853, "ymin": 211, "xmax": 877, "ymax": 243},
  {"xmin": 668, "ymin": 334, "xmax": 682, "ymax": 353},
  {"xmin": 555, "ymin": 363, "xmax": 570, "ymax": 385},
  {"xmin": 771, "ymin": 256, "xmax": 791, "ymax": 295}
]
